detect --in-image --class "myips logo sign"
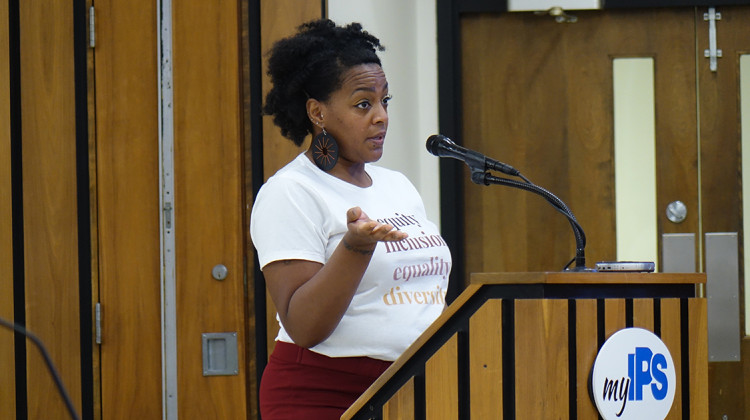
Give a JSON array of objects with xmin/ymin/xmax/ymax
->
[{"xmin": 590, "ymin": 328, "xmax": 676, "ymax": 419}]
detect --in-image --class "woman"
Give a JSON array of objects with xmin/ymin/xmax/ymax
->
[{"xmin": 251, "ymin": 19, "xmax": 452, "ymax": 419}]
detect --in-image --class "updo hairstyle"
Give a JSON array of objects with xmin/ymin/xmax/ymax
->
[{"xmin": 262, "ymin": 19, "xmax": 385, "ymax": 146}]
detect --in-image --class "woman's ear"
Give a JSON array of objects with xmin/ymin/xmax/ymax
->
[{"xmin": 306, "ymin": 98, "xmax": 325, "ymax": 127}]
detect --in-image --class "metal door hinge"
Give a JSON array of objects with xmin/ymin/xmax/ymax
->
[
  {"xmin": 89, "ymin": 6, "xmax": 95, "ymax": 48},
  {"xmin": 704, "ymin": 7, "xmax": 722, "ymax": 72},
  {"xmin": 95, "ymin": 302, "xmax": 102, "ymax": 344}
]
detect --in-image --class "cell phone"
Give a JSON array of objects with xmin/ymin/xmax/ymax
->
[{"xmin": 595, "ymin": 261, "xmax": 655, "ymax": 272}]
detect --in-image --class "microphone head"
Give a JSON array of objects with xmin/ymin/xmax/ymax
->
[{"xmin": 426, "ymin": 134, "xmax": 451, "ymax": 156}]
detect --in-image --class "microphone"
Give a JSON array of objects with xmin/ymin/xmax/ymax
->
[{"xmin": 426, "ymin": 134, "xmax": 519, "ymax": 176}]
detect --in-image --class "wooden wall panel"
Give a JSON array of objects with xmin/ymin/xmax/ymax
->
[
  {"xmin": 95, "ymin": 0, "xmax": 162, "ymax": 417},
  {"xmin": 515, "ymin": 299, "xmax": 568, "ymax": 417},
  {"xmin": 383, "ymin": 377, "xmax": 414, "ymax": 420},
  {"xmin": 469, "ymin": 298, "xmax": 502, "ymax": 417},
  {"xmin": 259, "ymin": 2, "xmax": 321, "ymax": 180},
  {"xmin": 633, "ymin": 298, "xmax": 654, "ymax": 330},
  {"xmin": 20, "ymin": 1, "xmax": 82, "ymax": 418},
  {"xmin": 257, "ymin": 0, "xmax": 322, "ymax": 358},
  {"xmin": 172, "ymin": 0, "xmax": 247, "ymax": 417},
  {"xmin": 575, "ymin": 299, "xmax": 599, "ymax": 420},
  {"xmin": 689, "ymin": 298, "xmax": 708, "ymax": 418},
  {"xmin": 0, "ymin": 0, "xmax": 16, "ymax": 416},
  {"xmin": 425, "ymin": 333, "xmax": 458, "ymax": 419},
  {"xmin": 604, "ymin": 299, "xmax": 626, "ymax": 338},
  {"xmin": 661, "ymin": 298, "xmax": 682, "ymax": 420}
]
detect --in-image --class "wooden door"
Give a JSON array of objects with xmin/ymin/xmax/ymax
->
[
  {"xmin": 95, "ymin": 0, "xmax": 162, "ymax": 418},
  {"xmin": 696, "ymin": 6, "xmax": 750, "ymax": 418},
  {"xmin": 461, "ymin": 8, "xmax": 698, "ymax": 275},
  {"xmin": 172, "ymin": 0, "xmax": 248, "ymax": 418},
  {"xmin": 459, "ymin": 6, "xmax": 750, "ymax": 418},
  {"xmin": 96, "ymin": 0, "xmax": 248, "ymax": 417}
]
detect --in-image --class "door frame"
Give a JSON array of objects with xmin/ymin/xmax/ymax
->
[
  {"xmin": 436, "ymin": 1, "xmax": 750, "ymax": 417},
  {"xmin": 435, "ymin": 0, "xmax": 750, "ymax": 298}
]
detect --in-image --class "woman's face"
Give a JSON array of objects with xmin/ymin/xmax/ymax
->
[{"xmin": 321, "ymin": 63, "xmax": 390, "ymax": 166}]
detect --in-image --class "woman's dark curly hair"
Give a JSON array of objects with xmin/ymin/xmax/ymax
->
[{"xmin": 263, "ymin": 19, "xmax": 385, "ymax": 146}]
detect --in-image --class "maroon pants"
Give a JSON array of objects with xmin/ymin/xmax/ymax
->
[{"xmin": 259, "ymin": 341, "xmax": 392, "ymax": 419}]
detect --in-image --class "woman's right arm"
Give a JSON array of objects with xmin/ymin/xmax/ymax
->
[{"xmin": 262, "ymin": 206, "xmax": 405, "ymax": 348}]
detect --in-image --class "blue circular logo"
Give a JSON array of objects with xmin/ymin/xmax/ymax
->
[{"xmin": 591, "ymin": 328, "xmax": 676, "ymax": 419}]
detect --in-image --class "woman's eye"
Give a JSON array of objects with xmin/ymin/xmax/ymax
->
[
  {"xmin": 356, "ymin": 101, "xmax": 371, "ymax": 109},
  {"xmin": 382, "ymin": 95, "xmax": 393, "ymax": 105}
]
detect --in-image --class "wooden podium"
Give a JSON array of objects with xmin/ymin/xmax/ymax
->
[{"xmin": 341, "ymin": 272, "xmax": 707, "ymax": 419}]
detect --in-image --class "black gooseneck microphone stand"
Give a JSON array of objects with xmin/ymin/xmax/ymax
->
[
  {"xmin": 427, "ymin": 134, "xmax": 592, "ymax": 271},
  {"xmin": 470, "ymin": 169, "xmax": 591, "ymax": 271}
]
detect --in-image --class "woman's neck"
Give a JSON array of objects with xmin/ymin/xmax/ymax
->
[{"xmin": 305, "ymin": 150, "xmax": 372, "ymax": 188}]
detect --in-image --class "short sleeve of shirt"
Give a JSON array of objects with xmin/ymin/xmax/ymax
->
[{"xmin": 250, "ymin": 176, "xmax": 328, "ymax": 269}]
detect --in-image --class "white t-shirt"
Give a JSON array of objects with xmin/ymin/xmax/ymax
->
[{"xmin": 250, "ymin": 153, "xmax": 452, "ymax": 361}]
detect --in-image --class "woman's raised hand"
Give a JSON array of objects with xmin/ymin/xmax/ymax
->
[{"xmin": 344, "ymin": 206, "xmax": 408, "ymax": 249}]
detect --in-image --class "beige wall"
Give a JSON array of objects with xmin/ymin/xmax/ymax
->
[{"xmin": 329, "ymin": 0, "xmax": 441, "ymax": 225}]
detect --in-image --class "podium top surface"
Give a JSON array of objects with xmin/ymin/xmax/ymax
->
[{"xmin": 470, "ymin": 271, "xmax": 706, "ymax": 285}]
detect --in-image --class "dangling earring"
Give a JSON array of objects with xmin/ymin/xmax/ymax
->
[{"xmin": 311, "ymin": 128, "xmax": 339, "ymax": 171}]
